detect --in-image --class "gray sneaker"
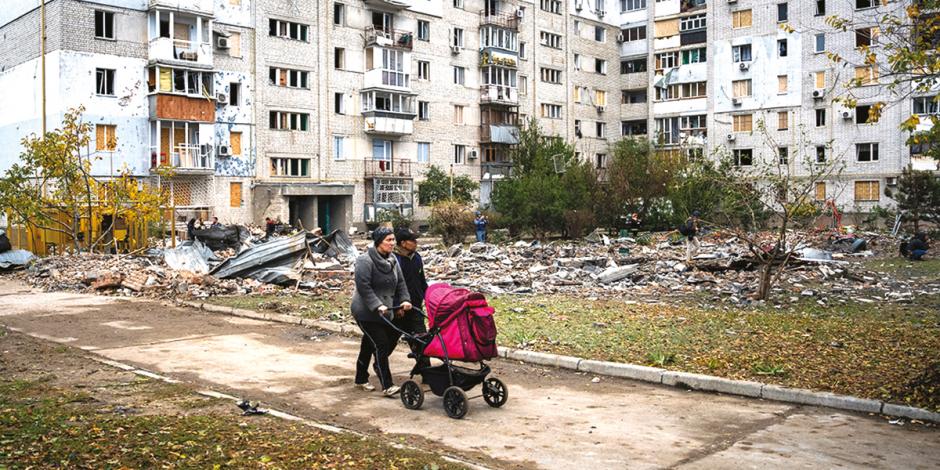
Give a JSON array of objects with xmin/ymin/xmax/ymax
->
[
  {"xmin": 383, "ymin": 385, "xmax": 400, "ymax": 397},
  {"xmin": 355, "ymin": 383, "xmax": 376, "ymax": 392}
]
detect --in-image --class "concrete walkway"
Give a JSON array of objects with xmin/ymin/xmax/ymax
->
[{"xmin": 1, "ymin": 280, "xmax": 937, "ymax": 469}]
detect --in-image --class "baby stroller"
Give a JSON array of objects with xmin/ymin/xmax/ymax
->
[{"xmin": 382, "ymin": 283, "xmax": 508, "ymax": 419}]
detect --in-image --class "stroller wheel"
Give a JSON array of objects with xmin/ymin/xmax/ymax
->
[
  {"xmin": 443, "ymin": 386, "xmax": 469, "ymax": 419},
  {"xmin": 482, "ymin": 378, "xmax": 508, "ymax": 408},
  {"xmin": 400, "ymin": 380, "xmax": 424, "ymax": 410}
]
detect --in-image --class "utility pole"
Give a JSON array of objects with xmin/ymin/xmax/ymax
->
[{"xmin": 40, "ymin": 0, "xmax": 47, "ymax": 135}]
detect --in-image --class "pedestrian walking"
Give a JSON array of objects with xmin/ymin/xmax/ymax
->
[
  {"xmin": 680, "ymin": 211, "xmax": 701, "ymax": 262},
  {"xmin": 393, "ymin": 227, "xmax": 431, "ymax": 372},
  {"xmin": 474, "ymin": 211, "xmax": 488, "ymax": 243}
]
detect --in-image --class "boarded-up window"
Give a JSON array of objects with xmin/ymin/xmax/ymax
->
[
  {"xmin": 229, "ymin": 32, "xmax": 242, "ymax": 58},
  {"xmin": 733, "ymin": 114, "xmax": 753, "ymax": 132},
  {"xmin": 855, "ymin": 66, "xmax": 878, "ymax": 85},
  {"xmin": 159, "ymin": 68, "xmax": 172, "ymax": 92},
  {"xmin": 732, "ymin": 79, "xmax": 752, "ymax": 98},
  {"xmin": 815, "ymin": 182, "xmax": 826, "ymax": 201},
  {"xmin": 854, "ymin": 180, "xmax": 880, "ymax": 201},
  {"xmin": 230, "ymin": 182, "xmax": 242, "ymax": 207},
  {"xmin": 96, "ymin": 124, "xmax": 116, "ymax": 151},
  {"xmin": 778, "ymin": 75, "xmax": 788, "ymax": 93},
  {"xmin": 732, "ymin": 10, "xmax": 752, "ymax": 29},
  {"xmin": 654, "ymin": 19, "xmax": 679, "ymax": 38},
  {"xmin": 778, "ymin": 111, "xmax": 788, "ymax": 130},
  {"xmin": 814, "ymin": 71, "xmax": 826, "ymax": 89},
  {"xmin": 230, "ymin": 132, "xmax": 242, "ymax": 155}
]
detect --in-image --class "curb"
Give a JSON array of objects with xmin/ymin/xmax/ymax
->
[{"xmin": 179, "ymin": 300, "xmax": 940, "ymax": 424}]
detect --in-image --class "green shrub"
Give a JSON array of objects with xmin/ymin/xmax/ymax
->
[{"xmin": 429, "ymin": 200, "xmax": 473, "ymax": 246}]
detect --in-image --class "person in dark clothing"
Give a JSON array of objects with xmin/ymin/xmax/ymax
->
[
  {"xmin": 350, "ymin": 227, "xmax": 412, "ymax": 397},
  {"xmin": 908, "ymin": 232, "xmax": 930, "ymax": 261},
  {"xmin": 393, "ymin": 227, "xmax": 431, "ymax": 372},
  {"xmin": 682, "ymin": 210, "xmax": 701, "ymax": 262},
  {"xmin": 264, "ymin": 217, "xmax": 275, "ymax": 239},
  {"xmin": 186, "ymin": 218, "xmax": 197, "ymax": 241},
  {"xmin": 474, "ymin": 212, "xmax": 488, "ymax": 243}
]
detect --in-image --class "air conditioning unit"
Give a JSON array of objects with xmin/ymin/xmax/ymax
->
[
  {"xmin": 575, "ymin": 0, "xmax": 583, "ymax": 11},
  {"xmin": 216, "ymin": 93, "xmax": 228, "ymax": 104},
  {"xmin": 617, "ymin": 33, "xmax": 625, "ymax": 43},
  {"xmin": 468, "ymin": 149, "xmax": 478, "ymax": 160},
  {"xmin": 739, "ymin": 62, "xmax": 750, "ymax": 71},
  {"xmin": 842, "ymin": 111, "xmax": 852, "ymax": 119},
  {"xmin": 732, "ymin": 97, "xmax": 742, "ymax": 106},
  {"xmin": 516, "ymin": 8, "xmax": 525, "ymax": 18},
  {"xmin": 886, "ymin": 177, "xmax": 898, "ymax": 186},
  {"xmin": 217, "ymin": 36, "xmax": 230, "ymax": 49},
  {"xmin": 217, "ymin": 145, "xmax": 231, "ymax": 157},
  {"xmin": 596, "ymin": 9, "xmax": 606, "ymax": 18},
  {"xmin": 596, "ymin": 105, "xmax": 606, "ymax": 113},
  {"xmin": 450, "ymin": 45, "xmax": 461, "ymax": 54},
  {"xmin": 813, "ymin": 89, "xmax": 825, "ymax": 99},
  {"xmin": 727, "ymin": 133, "xmax": 736, "ymax": 141}
]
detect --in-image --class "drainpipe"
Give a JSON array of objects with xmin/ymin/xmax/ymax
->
[{"xmin": 40, "ymin": 0, "xmax": 46, "ymax": 135}]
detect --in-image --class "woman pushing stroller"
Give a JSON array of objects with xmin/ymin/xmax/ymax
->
[{"xmin": 351, "ymin": 227, "xmax": 412, "ymax": 397}]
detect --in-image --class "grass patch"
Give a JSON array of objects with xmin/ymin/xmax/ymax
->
[
  {"xmin": 206, "ymin": 293, "xmax": 350, "ymax": 321},
  {"xmin": 0, "ymin": 378, "xmax": 462, "ymax": 469},
  {"xmin": 490, "ymin": 294, "xmax": 940, "ymax": 411},
  {"xmin": 861, "ymin": 258, "xmax": 940, "ymax": 279}
]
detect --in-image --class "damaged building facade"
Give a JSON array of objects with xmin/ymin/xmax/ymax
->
[{"xmin": 0, "ymin": 0, "xmax": 935, "ymax": 232}]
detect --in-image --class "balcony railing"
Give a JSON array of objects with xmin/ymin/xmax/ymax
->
[
  {"xmin": 481, "ymin": 161, "xmax": 513, "ymax": 180},
  {"xmin": 150, "ymin": 144, "xmax": 214, "ymax": 173},
  {"xmin": 479, "ymin": 10, "xmax": 520, "ymax": 30},
  {"xmin": 480, "ymin": 124, "xmax": 520, "ymax": 144},
  {"xmin": 364, "ymin": 159, "xmax": 413, "ymax": 178},
  {"xmin": 365, "ymin": 26, "xmax": 414, "ymax": 50},
  {"xmin": 480, "ymin": 85, "xmax": 518, "ymax": 105},
  {"xmin": 148, "ymin": 37, "xmax": 213, "ymax": 66}
]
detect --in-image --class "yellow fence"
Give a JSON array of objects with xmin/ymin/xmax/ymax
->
[{"xmin": 5, "ymin": 209, "xmax": 151, "ymax": 256}]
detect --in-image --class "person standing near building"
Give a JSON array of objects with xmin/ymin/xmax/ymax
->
[
  {"xmin": 393, "ymin": 227, "xmax": 431, "ymax": 372},
  {"xmin": 474, "ymin": 211, "xmax": 488, "ymax": 243},
  {"xmin": 681, "ymin": 211, "xmax": 701, "ymax": 262}
]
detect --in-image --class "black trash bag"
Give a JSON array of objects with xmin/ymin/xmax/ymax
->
[{"xmin": 0, "ymin": 232, "xmax": 11, "ymax": 253}]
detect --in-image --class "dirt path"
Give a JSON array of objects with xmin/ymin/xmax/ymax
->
[{"xmin": 1, "ymin": 279, "xmax": 937, "ymax": 469}]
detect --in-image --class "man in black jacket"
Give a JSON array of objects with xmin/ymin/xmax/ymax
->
[{"xmin": 393, "ymin": 227, "xmax": 431, "ymax": 371}]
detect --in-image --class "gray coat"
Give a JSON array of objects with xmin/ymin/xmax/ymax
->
[{"xmin": 351, "ymin": 246, "xmax": 411, "ymax": 323}]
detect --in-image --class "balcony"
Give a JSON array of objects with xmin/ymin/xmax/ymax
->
[
  {"xmin": 363, "ymin": 0, "xmax": 409, "ymax": 10},
  {"xmin": 479, "ymin": 10, "xmax": 520, "ymax": 31},
  {"xmin": 482, "ymin": 161, "xmax": 513, "ymax": 180},
  {"xmin": 366, "ymin": 26, "xmax": 414, "ymax": 51},
  {"xmin": 148, "ymin": 37, "xmax": 213, "ymax": 67},
  {"xmin": 481, "ymin": 124, "xmax": 520, "ymax": 144},
  {"xmin": 363, "ymin": 68, "xmax": 411, "ymax": 91},
  {"xmin": 364, "ymin": 159, "xmax": 413, "ymax": 179},
  {"xmin": 150, "ymin": 0, "xmax": 214, "ymax": 15},
  {"xmin": 149, "ymin": 94, "xmax": 215, "ymax": 122},
  {"xmin": 364, "ymin": 114, "xmax": 415, "ymax": 135},
  {"xmin": 480, "ymin": 85, "xmax": 518, "ymax": 106},
  {"xmin": 150, "ymin": 144, "xmax": 214, "ymax": 174}
]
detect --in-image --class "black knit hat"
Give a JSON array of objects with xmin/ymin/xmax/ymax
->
[
  {"xmin": 372, "ymin": 227, "xmax": 394, "ymax": 246},
  {"xmin": 394, "ymin": 227, "xmax": 418, "ymax": 244}
]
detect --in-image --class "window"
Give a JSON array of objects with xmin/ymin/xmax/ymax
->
[
  {"xmin": 230, "ymin": 182, "xmax": 242, "ymax": 208},
  {"xmin": 574, "ymin": 53, "xmax": 581, "ymax": 70},
  {"xmin": 732, "ymin": 79, "xmax": 752, "ymax": 98},
  {"xmin": 417, "ymin": 61, "xmax": 430, "ymax": 80},
  {"xmin": 270, "ymin": 158, "xmax": 310, "ymax": 177},
  {"xmin": 453, "ymin": 66, "xmax": 466, "ymax": 85},
  {"xmin": 732, "ymin": 10, "xmax": 752, "ymax": 29},
  {"xmin": 229, "ymin": 83, "xmax": 240, "ymax": 105},
  {"xmin": 655, "ymin": 18, "xmax": 679, "ymax": 38},
  {"xmin": 540, "ymin": 31, "xmax": 562, "ymax": 48},
  {"xmin": 454, "ymin": 144, "xmax": 466, "ymax": 164},
  {"xmin": 732, "ymin": 114, "xmax": 753, "ymax": 132},
  {"xmin": 778, "ymin": 75, "xmax": 788, "ymax": 94},
  {"xmin": 778, "ymin": 39, "xmax": 788, "ymax": 57},
  {"xmin": 856, "ymin": 0, "xmax": 875, "ymax": 10},
  {"xmin": 778, "ymin": 111, "xmax": 789, "ymax": 130},
  {"xmin": 681, "ymin": 47, "xmax": 706, "ymax": 64},
  {"xmin": 814, "ymin": 71, "xmax": 826, "ymax": 90},
  {"xmin": 334, "ymin": 92, "xmax": 345, "ymax": 114},
  {"xmin": 454, "ymin": 0, "xmax": 464, "ymax": 8},
  {"xmin": 856, "ymin": 27, "xmax": 879, "ymax": 48},
  {"xmin": 621, "ymin": 0, "xmax": 646, "ymax": 12},
  {"xmin": 855, "ymin": 104, "xmax": 872, "ymax": 123},
  {"xmin": 541, "ymin": 103, "xmax": 562, "ymax": 119},
  {"xmin": 596, "ymin": 122, "xmax": 607, "ymax": 138},
  {"xmin": 519, "ymin": 42, "xmax": 528, "ymax": 59},
  {"xmin": 454, "ymin": 105, "xmax": 465, "ymax": 124},
  {"xmin": 855, "ymin": 66, "xmax": 879, "ymax": 85},
  {"xmin": 622, "ymin": 89, "xmax": 647, "ymax": 103},
  {"xmin": 622, "ymin": 26, "xmax": 647, "ymax": 42},
  {"xmin": 680, "ymin": 14, "xmax": 706, "ymax": 32},
  {"xmin": 540, "ymin": 0, "xmax": 561, "ymax": 14},
  {"xmin": 814, "ymin": 33, "xmax": 826, "ymax": 53},
  {"xmin": 95, "ymin": 124, "xmax": 116, "ymax": 151},
  {"xmin": 269, "ymin": 111, "xmax": 310, "ymax": 130},
  {"xmin": 96, "ymin": 68, "xmax": 115, "ymax": 96},
  {"xmin": 269, "ymin": 68, "xmax": 309, "ymax": 88},
  {"xmin": 575, "ymin": 119, "xmax": 582, "ymax": 136},
  {"xmin": 269, "ymin": 19, "xmax": 309, "ymax": 41},
  {"xmin": 417, "ymin": 20, "xmax": 430, "ymax": 41},
  {"xmin": 815, "ymin": 0, "xmax": 825, "ymax": 16},
  {"xmin": 777, "ymin": 3, "xmax": 788, "ymax": 22},
  {"xmin": 372, "ymin": 139, "xmax": 393, "ymax": 161},
  {"xmin": 595, "ymin": 59, "xmax": 608, "ymax": 75},
  {"xmin": 621, "ymin": 57, "xmax": 647, "ymax": 74},
  {"xmin": 779, "ymin": 147, "xmax": 789, "ymax": 165},
  {"xmin": 622, "ymin": 120, "xmax": 648, "ymax": 136},
  {"xmin": 595, "ymin": 26, "xmax": 606, "ymax": 42},
  {"xmin": 595, "ymin": 154, "xmax": 607, "ymax": 169},
  {"xmin": 856, "ymin": 143, "xmax": 879, "ymax": 162},
  {"xmin": 452, "ymin": 28, "xmax": 465, "ymax": 48},
  {"xmin": 816, "ymin": 146, "xmax": 826, "ymax": 163},
  {"xmin": 333, "ymin": 3, "xmax": 345, "ymax": 25},
  {"xmin": 519, "ymin": 76, "xmax": 528, "ymax": 95},
  {"xmin": 680, "ymin": 115, "xmax": 706, "ymax": 134},
  {"xmin": 230, "ymin": 131, "xmax": 242, "ymax": 155},
  {"xmin": 415, "ymin": 142, "xmax": 430, "ymax": 163},
  {"xmin": 540, "ymin": 67, "xmax": 562, "ymax": 83},
  {"xmin": 94, "ymin": 10, "xmax": 115, "ymax": 39},
  {"xmin": 913, "ymin": 96, "xmax": 940, "ymax": 115},
  {"xmin": 656, "ymin": 51, "xmax": 678, "ymax": 69},
  {"xmin": 595, "ymin": 90, "xmax": 608, "ymax": 106},
  {"xmin": 733, "ymin": 149, "xmax": 753, "ymax": 166},
  {"xmin": 815, "ymin": 109, "xmax": 826, "ymax": 127},
  {"xmin": 334, "ymin": 48, "xmax": 345, "ymax": 69},
  {"xmin": 815, "ymin": 182, "xmax": 826, "ymax": 200},
  {"xmin": 854, "ymin": 181, "xmax": 879, "ymax": 201},
  {"xmin": 732, "ymin": 44, "xmax": 752, "ymax": 62},
  {"xmin": 333, "ymin": 135, "xmax": 345, "ymax": 160},
  {"xmin": 418, "ymin": 101, "xmax": 429, "ymax": 120}
]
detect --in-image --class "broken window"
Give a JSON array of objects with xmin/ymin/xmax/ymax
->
[
  {"xmin": 229, "ymin": 83, "xmax": 240, "ymax": 105},
  {"xmin": 913, "ymin": 96, "xmax": 940, "ymax": 115},
  {"xmin": 334, "ymin": 92, "xmax": 345, "ymax": 114},
  {"xmin": 815, "ymin": 108, "xmax": 826, "ymax": 127},
  {"xmin": 621, "ymin": 120, "xmax": 647, "ymax": 136},
  {"xmin": 540, "ymin": 103, "xmax": 562, "ymax": 119},
  {"xmin": 270, "ymin": 158, "xmax": 310, "ymax": 177},
  {"xmin": 95, "ymin": 68, "xmax": 115, "ymax": 95},
  {"xmin": 595, "ymin": 59, "xmax": 607, "ymax": 75},
  {"xmin": 269, "ymin": 19, "xmax": 309, "ymax": 41},
  {"xmin": 95, "ymin": 10, "xmax": 115, "ymax": 39},
  {"xmin": 779, "ymin": 147, "xmax": 789, "ymax": 165},
  {"xmin": 334, "ymin": 48, "xmax": 345, "ymax": 69},
  {"xmin": 856, "ymin": 143, "xmax": 879, "ymax": 162},
  {"xmin": 575, "ymin": 119, "xmax": 583, "ymax": 137},
  {"xmin": 855, "ymin": 66, "xmax": 878, "ymax": 85},
  {"xmin": 816, "ymin": 146, "xmax": 826, "ymax": 163},
  {"xmin": 620, "ymin": 57, "xmax": 647, "ymax": 74},
  {"xmin": 778, "ymin": 39, "xmax": 788, "ymax": 57},
  {"xmin": 856, "ymin": 104, "xmax": 872, "ymax": 123},
  {"xmin": 733, "ymin": 149, "xmax": 753, "ymax": 166},
  {"xmin": 732, "ymin": 44, "xmax": 752, "ymax": 62},
  {"xmin": 856, "ymin": 27, "xmax": 879, "ymax": 48},
  {"xmin": 595, "ymin": 153, "xmax": 606, "ymax": 169},
  {"xmin": 540, "ymin": 68, "xmax": 561, "ymax": 83},
  {"xmin": 269, "ymin": 111, "xmax": 310, "ymax": 131},
  {"xmin": 621, "ymin": 89, "xmax": 647, "ymax": 104}
]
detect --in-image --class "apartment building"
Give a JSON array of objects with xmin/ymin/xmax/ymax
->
[{"xmin": 0, "ymin": 0, "xmax": 932, "ymax": 235}]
